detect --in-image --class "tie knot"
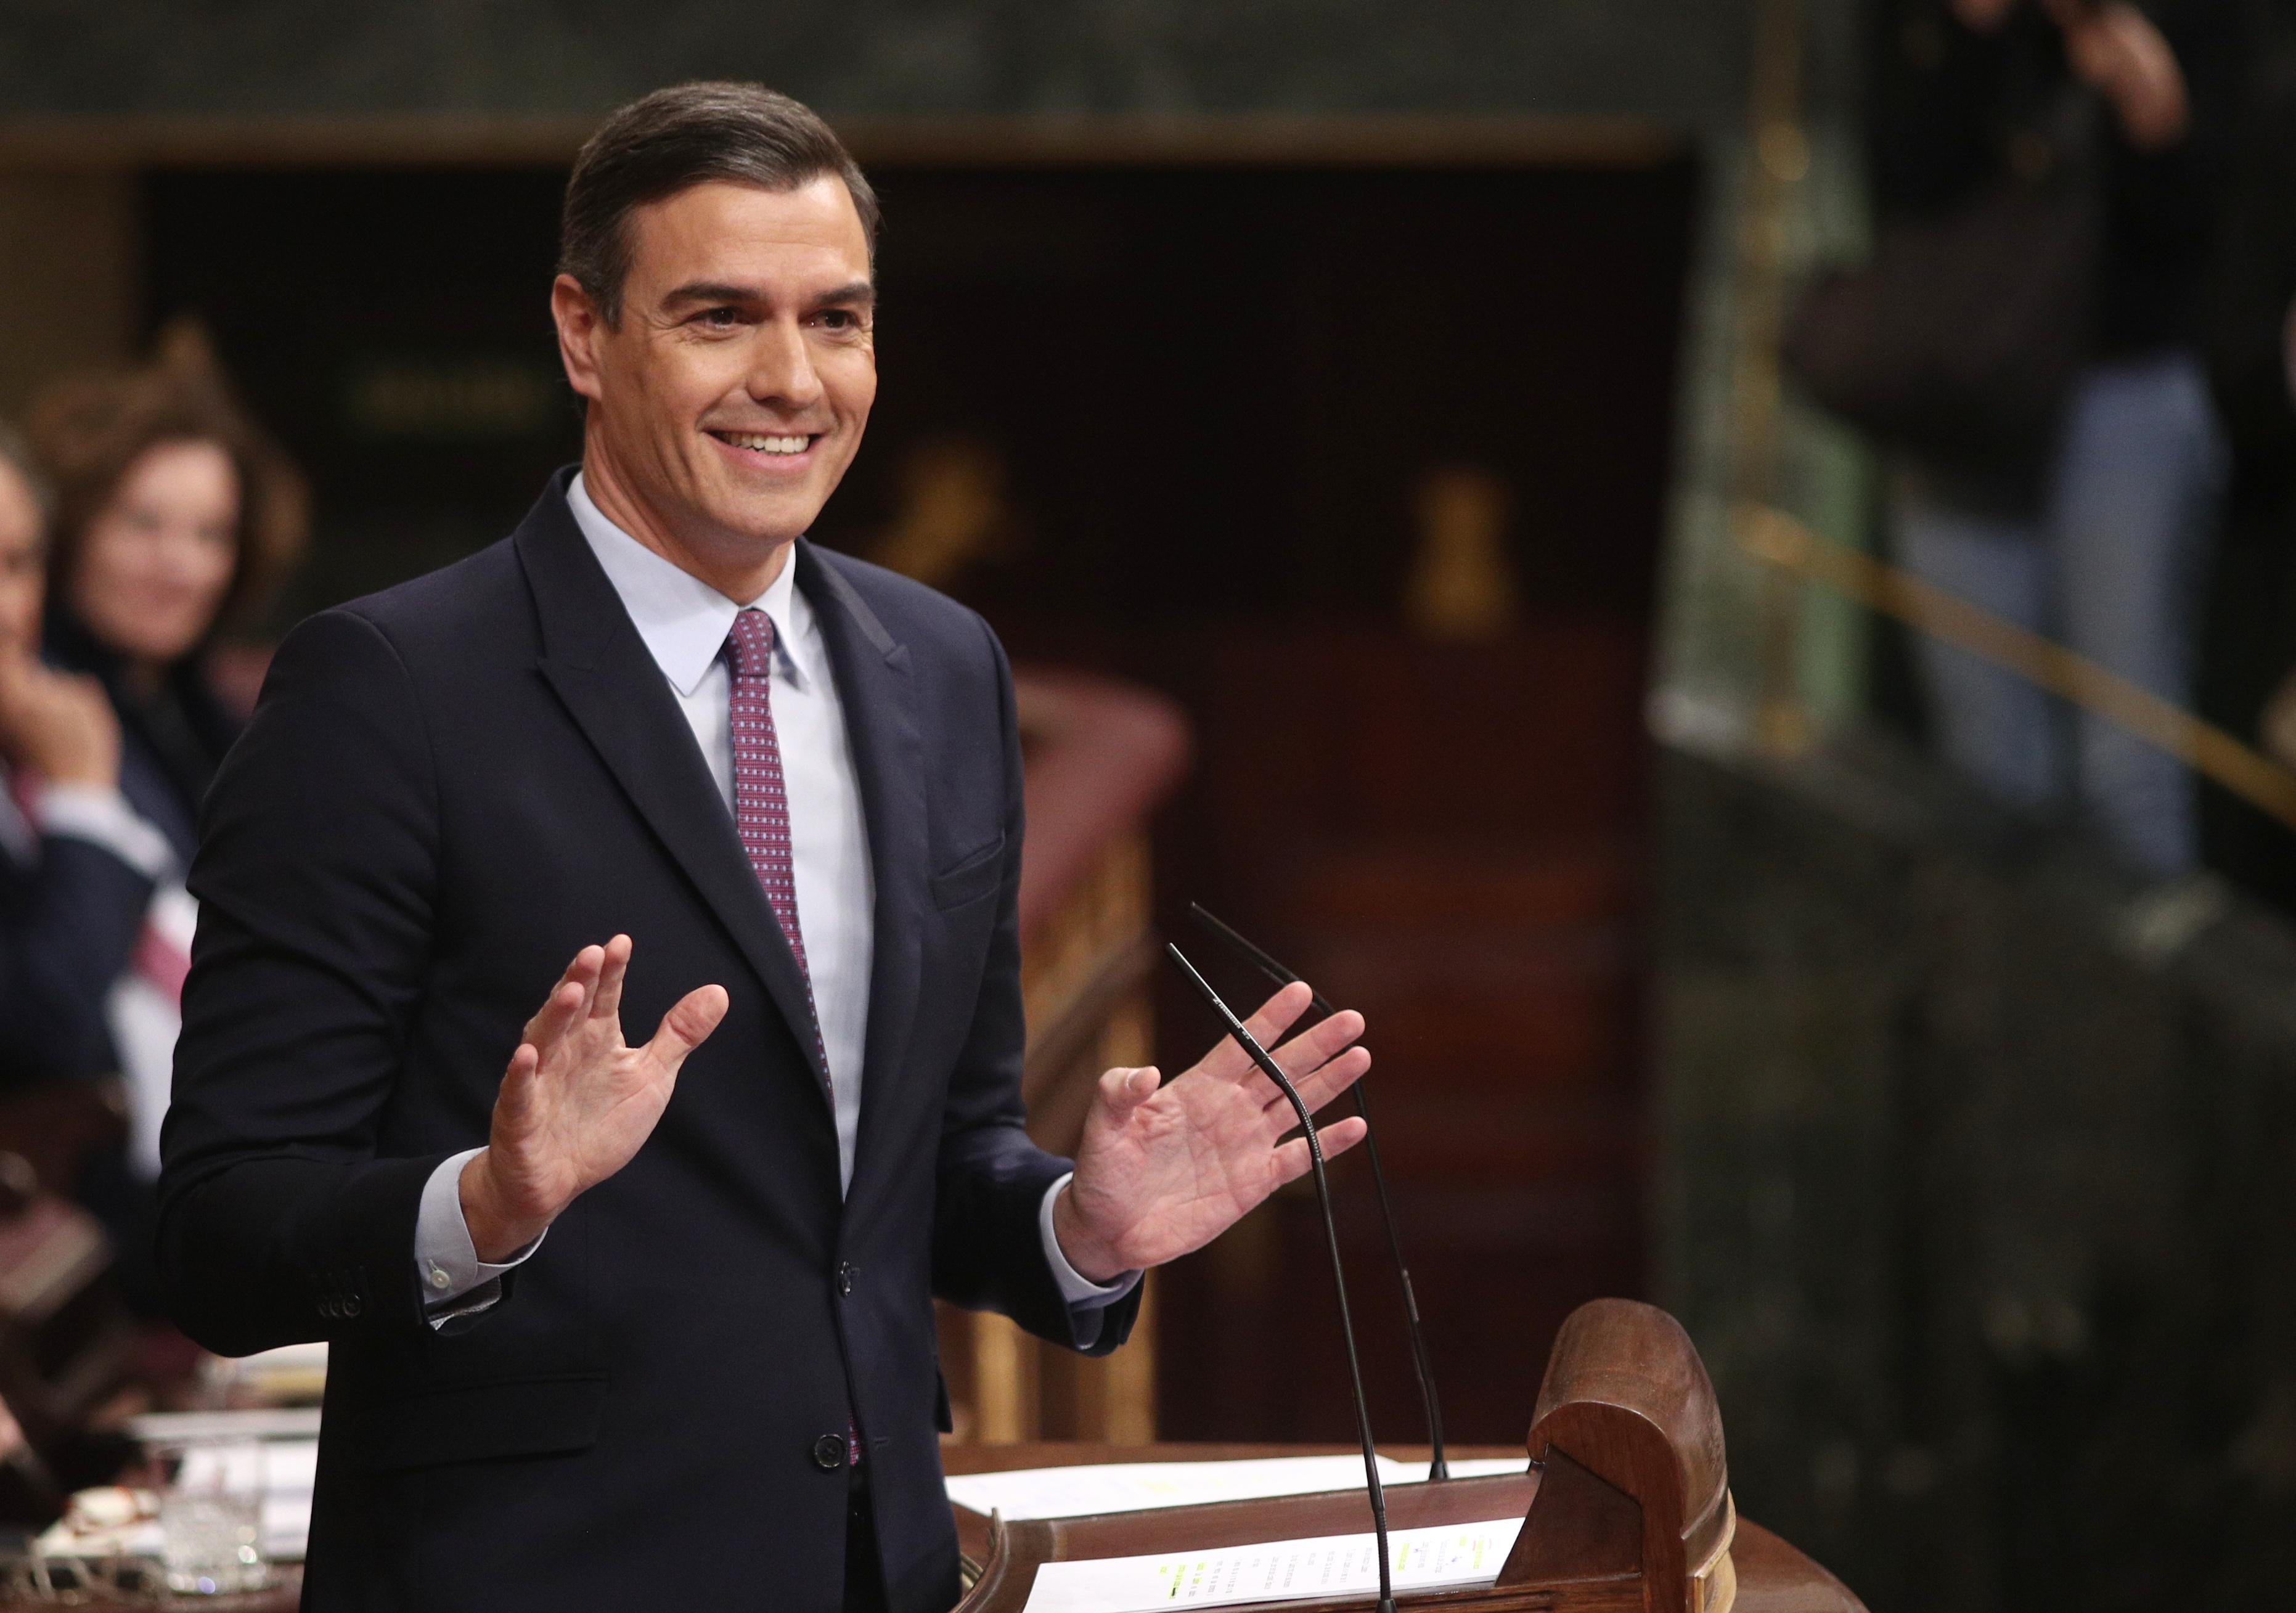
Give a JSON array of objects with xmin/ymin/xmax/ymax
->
[{"xmin": 725, "ymin": 608, "xmax": 776, "ymax": 678}]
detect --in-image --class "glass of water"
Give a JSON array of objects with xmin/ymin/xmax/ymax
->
[{"xmin": 159, "ymin": 1442, "xmax": 269, "ymax": 1596}]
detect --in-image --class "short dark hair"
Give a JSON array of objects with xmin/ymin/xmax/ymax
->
[{"xmin": 560, "ymin": 83, "xmax": 879, "ymax": 325}]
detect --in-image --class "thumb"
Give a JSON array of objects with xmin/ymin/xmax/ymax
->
[
  {"xmin": 1095, "ymin": 1065, "xmax": 1160, "ymax": 1116},
  {"xmin": 645, "ymin": 984, "xmax": 729, "ymax": 1069}
]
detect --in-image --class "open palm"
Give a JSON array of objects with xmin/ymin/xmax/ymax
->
[
  {"xmin": 1054, "ymin": 981, "xmax": 1370, "ymax": 1282},
  {"xmin": 464, "ymin": 936, "xmax": 727, "ymax": 1260}
]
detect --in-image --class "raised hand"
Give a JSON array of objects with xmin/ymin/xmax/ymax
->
[
  {"xmin": 2044, "ymin": 0, "xmax": 2190, "ymax": 149},
  {"xmin": 1051, "ymin": 981, "xmax": 1371, "ymax": 1284},
  {"xmin": 460, "ymin": 936, "xmax": 728, "ymax": 1261}
]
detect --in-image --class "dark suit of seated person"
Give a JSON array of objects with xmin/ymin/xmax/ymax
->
[{"xmin": 156, "ymin": 84, "xmax": 1376, "ymax": 1613}]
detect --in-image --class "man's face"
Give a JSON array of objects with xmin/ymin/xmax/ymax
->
[
  {"xmin": 0, "ymin": 465, "xmax": 46, "ymax": 666},
  {"xmin": 558, "ymin": 176, "xmax": 877, "ymax": 553}
]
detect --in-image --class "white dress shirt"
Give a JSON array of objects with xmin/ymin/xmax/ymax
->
[
  {"xmin": 415, "ymin": 475, "xmax": 1134, "ymax": 1320},
  {"xmin": 0, "ymin": 775, "xmax": 174, "ymax": 879}
]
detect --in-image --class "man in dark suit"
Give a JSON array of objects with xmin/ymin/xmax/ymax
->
[{"xmin": 157, "ymin": 83, "xmax": 1371, "ymax": 1613}]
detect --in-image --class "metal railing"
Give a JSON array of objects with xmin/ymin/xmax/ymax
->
[{"xmin": 1739, "ymin": 502, "xmax": 2296, "ymax": 835}]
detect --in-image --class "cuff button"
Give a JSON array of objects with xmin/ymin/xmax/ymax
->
[{"xmin": 429, "ymin": 1268, "xmax": 451, "ymax": 1290}]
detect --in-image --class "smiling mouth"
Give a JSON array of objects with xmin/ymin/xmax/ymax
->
[{"xmin": 708, "ymin": 430, "xmax": 819, "ymax": 457}]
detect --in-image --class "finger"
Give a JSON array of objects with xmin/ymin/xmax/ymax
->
[
  {"xmin": 1232, "ymin": 1005, "xmax": 1364, "ymax": 1110},
  {"xmin": 1268, "ymin": 1115, "xmax": 1370, "ymax": 1187},
  {"xmin": 494, "ymin": 1039, "xmax": 541, "ymax": 1125},
  {"xmin": 1265, "ymin": 1007, "xmax": 1365, "ymax": 1080},
  {"xmin": 524, "ymin": 979, "xmax": 589, "ymax": 1061},
  {"xmin": 590, "ymin": 934, "xmax": 633, "ymax": 1021},
  {"xmin": 1262, "ymin": 1046, "xmax": 1371, "ymax": 1127},
  {"xmin": 1093, "ymin": 1066, "xmax": 1160, "ymax": 1117},
  {"xmin": 1198, "ymin": 982, "xmax": 1315, "ymax": 1085},
  {"xmin": 565, "ymin": 943, "xmax": 605, "ymax": 1021},
  {"xmin": 523, "ymin": 945, "xmax": 603, "ymax": 1042},
  {"xmin": 643, "ymin": 984, "xmax": 730, "ymax": 1071}
]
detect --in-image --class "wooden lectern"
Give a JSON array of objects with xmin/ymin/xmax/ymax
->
[{"xmin": 951, "ymin": 1299, "xmax": 1864, "ymax": 1613}]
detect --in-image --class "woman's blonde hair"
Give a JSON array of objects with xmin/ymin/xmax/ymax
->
[{"xmin": 27, "ymin": 321, "xmax": 308, "ymax": 636}]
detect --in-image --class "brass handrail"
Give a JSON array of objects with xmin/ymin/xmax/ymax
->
[
  {"xmin": 1734, "ymin": 0, "xmax": 1813, "ymax": 753},
  {"xmin": 1738, "ymin": 502, "xmax": 2296, "ymax": 834}
]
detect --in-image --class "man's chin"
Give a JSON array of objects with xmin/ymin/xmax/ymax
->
[{"xmin": 697, "ymin": 489, "xmax": 828, "ymax": 551}]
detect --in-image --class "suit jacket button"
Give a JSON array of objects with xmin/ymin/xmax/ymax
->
[
  {"xmin": 341, "ymin": 1296, "xmax": 362, "ymax": 1318},
  {"xmin": 811, "ymin": 1433, "xmax": 847, "ymax": 1471}
]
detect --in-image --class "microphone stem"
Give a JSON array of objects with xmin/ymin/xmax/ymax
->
[
  {"xmin": 1183, "ymin": 906, "xmax": 1448, "ymax": 1480},
  {"xmin": 1167, "ymin": 947, "xmax": 1396, "ymax": 1613},
  {"xmin": 1299, "ymin": 1108, "xmax": 1399, "ymax": 1613},
  {"xmin": 1352, "ymin": 1081, "xmax": 1448, "ymax": 1480}
]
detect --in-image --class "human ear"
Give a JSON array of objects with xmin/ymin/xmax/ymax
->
[{"xmin": 551, "ymin": 274, "xmax": 609, "ymax": 404}]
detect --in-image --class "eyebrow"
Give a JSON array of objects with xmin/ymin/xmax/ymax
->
[{"xmin": 660, "ymin": 278, "xmax": 877, "ymax": 312}]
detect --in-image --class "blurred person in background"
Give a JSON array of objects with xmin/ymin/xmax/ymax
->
[
  {"xmin": 23, "ymin": 326, "xmax": 306, "ymax": 1309},
  {"xmin": 2215, "ymin": 7, "xmax": 2296, "ymax": 787},
  {"xmin": 1862, "ymin": 0, "xmax": 2234, "ymax": 875},
  {"xmin": 0, "ymin": 428, "xmax": 169, "ymax": 1101}
]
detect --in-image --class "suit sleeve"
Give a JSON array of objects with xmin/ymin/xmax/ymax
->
[
  {"xmin": 0, "ymin": 833, "xmax": 154, "ymax": 1088},
  {"xmin": 928, "ymin": 617, "xmax": 1144, "ymax": 1357},
  {"xmin": 156, "ymin": 608, "xmax": 453, "ymax": 1357}
]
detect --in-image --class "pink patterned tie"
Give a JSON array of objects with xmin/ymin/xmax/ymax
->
[
  {"xmin": 724, "ymin": 608, "xmax": 828, "ymax": 1080},
  {"xmin": 724, "ymin": 609, "xmax": 860, "ymax": 1468}
]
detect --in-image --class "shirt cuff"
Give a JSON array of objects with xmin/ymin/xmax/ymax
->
[
  {"xmin": 415, "ymin": 1148, "xmax": 545, "ymax": 1327},
  {"xmin": 1039, "ymin": 1172, "xmax": 1140, "ymax": 1309},
  {"xmin": 34, "ymin": 782, "xmax": 173, "ymax": 879}
]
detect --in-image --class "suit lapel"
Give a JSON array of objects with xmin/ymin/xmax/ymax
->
[
  {"xmin": 513, "ymin": 478, "xmax": 831, "ymax": 1096},
  {"xmin": 798, "ymin": 543, "xmax": 926, "ymax": 1201}
]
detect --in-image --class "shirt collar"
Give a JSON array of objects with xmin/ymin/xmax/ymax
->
[{"xmin": 566, "ymin": 471, "xmax": 817, "ymax": 698}]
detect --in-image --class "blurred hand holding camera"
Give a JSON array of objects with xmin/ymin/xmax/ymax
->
[{"xmin": 1951, "ymin": 0, "xmax": 2190, "ymax": 150}]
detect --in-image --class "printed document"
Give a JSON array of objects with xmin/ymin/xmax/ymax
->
[
  {"xmin": 944, "ymin": 1453, "xmax": 1527, "ymax": 1521},
  {"xmin": 1018, "ymin": 1515, "xmax": 1524, "ymax": 1612}
]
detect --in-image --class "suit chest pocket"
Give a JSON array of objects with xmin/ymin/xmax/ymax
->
[{"xmin": 928, "ymin": 834, "xmax": 1005, "ymax": 911}]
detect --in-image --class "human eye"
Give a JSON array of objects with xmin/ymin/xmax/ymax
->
[{"xmin": 691, "ymin": 305, "xmax": 743, "ymax": 333}]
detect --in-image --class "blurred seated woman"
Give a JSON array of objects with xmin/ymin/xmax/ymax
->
[
  {"xmin": 25, "ymin": 326, "xmax": 306, "ymax": 1309},
  {"xmin": 0, "ymin": 428, "xmax": 166, "ymax": 1104}
]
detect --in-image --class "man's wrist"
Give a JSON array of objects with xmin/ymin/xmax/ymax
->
[
  {"xmin": 458, "ymin": 1150, "xmax": 555, "ymax": 1264},
  {"xmin": 1050, "ymin": 1181, "xmax": 1128, "ymax": 1286}
]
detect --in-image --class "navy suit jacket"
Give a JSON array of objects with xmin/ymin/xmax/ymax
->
[
  {"xmin": 157, "ymin": 473, "xmax": 1140, "ymax": 1613},
  {"xmin": 0, "ymin": 782, "xmax": 153, "ymax": 1087}
]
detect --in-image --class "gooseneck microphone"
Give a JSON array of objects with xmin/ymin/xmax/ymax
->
[
  {"xmin": 1166, "ymin": 943, "xmax": 1397, "ymax": 1613},
  {"xmin": 1188, "ymin": 904, "xmax": 1450, "ymax": 1481}
]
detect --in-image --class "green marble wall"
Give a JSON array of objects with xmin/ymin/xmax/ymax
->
[
  {"xmin": 0, "ymin": 1, "xmax": 1748, "ymax": 125},
  {"xmin": 1659, "ymin": 731, "xmax": 2296, "ymax": 1612}
]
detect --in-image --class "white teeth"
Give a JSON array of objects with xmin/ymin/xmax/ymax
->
[{"xmin": 723, "ymin": 433, "xmax": 809, "ymax": 454}]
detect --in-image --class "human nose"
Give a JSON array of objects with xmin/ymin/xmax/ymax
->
[
  {"xmin": 744, "ymin": 316, "xmax": 825, "ymax": 412},
  {"xmin": 157, "ymin": 524, "xmax": 221, "ymax": 581}
]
